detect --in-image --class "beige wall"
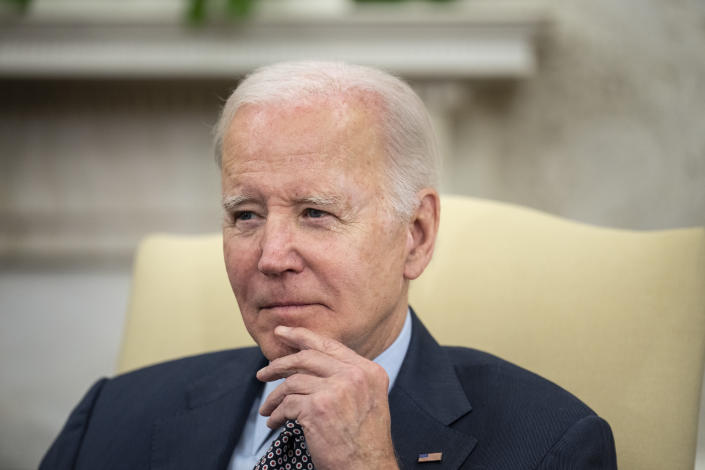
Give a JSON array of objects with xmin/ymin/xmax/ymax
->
[
  {"xmin": 444, "ymin": 0, "xmax": 705, "ymax": 230},
  {"xmin": 3, "ymin": 1, "xmax": 704, "ymax": 266}
]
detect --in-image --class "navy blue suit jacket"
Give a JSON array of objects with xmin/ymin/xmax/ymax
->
[{"xmin": 41, "ymin": 312, "xmax": 617, "ymax": 469}]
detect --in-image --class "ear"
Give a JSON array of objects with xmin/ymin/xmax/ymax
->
[{"xmin": 403, "ymin": 189, "xmax": 441, "ymax": 280}]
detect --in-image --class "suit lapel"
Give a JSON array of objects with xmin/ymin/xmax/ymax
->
[
  {"xmin": 151, "ymin": 348, "xmax": 267, "ymax": 470},
  {"xmin": 390, "ymin": 311, "xmax": 477, "ymax": 469}
]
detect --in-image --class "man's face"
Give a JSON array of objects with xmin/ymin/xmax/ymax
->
[{"xmin": 221, "ymin": 97, "xmax": 412, "ymax": 361}]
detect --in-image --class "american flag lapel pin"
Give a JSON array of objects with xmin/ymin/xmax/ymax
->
[{"xmin": 417, "ymin": 452, "xmax": 443, "ymax": 463}]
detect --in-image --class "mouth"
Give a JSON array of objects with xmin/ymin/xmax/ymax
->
[
  {"xmin": 260, "ymin": 302, "xmax": 322, "ymax": 310},
  {"xmin": 258, "ymin": 301, "xmax": 328, "ymax": 320}
]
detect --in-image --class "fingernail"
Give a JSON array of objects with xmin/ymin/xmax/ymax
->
[{"xmin": 275, "ymin": 325, "xmax": 291, "ymax": 335}]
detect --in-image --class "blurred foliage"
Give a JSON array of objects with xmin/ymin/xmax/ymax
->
[
  {"xmin": 1, "ymin": 0, "xmax": 455, "ymax": 24},
  {"xmin": 0, "ymin": 0, "xmax": 32, "ymax": 13},
  {"xmin": 187, "ymin": 0, "xmax": 253, "ymax": 23},
  {"xmin": 188, "ymin": 0, "xmax": 455, "ymax": 23}
]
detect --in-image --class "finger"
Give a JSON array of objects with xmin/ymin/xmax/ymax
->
[
  {"xmin": 257, "ymin": 348, "xmax": 343, "ymax": 382},
  {"xmin": 273, "ymin": 326, "xmax": 359, "ymax": 363},
  {"xmin": 259, "ymin": 374, "xmax": 323, "ymax": 417},
  {"xmin": 266, "ymin": 393, "xmax": 304, "ymax": 430}
]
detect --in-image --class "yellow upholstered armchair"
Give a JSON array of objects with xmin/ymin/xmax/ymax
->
[{"xmin": 118, "ymin": 195, "xmax": 705, "ymax": 470}]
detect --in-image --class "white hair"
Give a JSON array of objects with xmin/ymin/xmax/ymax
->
[{"xmin": 213, "ymin": 61, "xmax": 439, "ymax": 219}]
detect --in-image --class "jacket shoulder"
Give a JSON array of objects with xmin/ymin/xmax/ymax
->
[
  {"xmin": 41, "ymin": 347, "xmax": 264, "ymax": 470},
  {"xmin": 112, "ymin": 347, "xmax": 262, "ymax": 387},
  {"xmin": 442, "ymin": 346, "xmax": 616, "ymax": 469},
  {"xmin": 443, "ymin": 345, "xmax": 595, "ymax": 416},
  {"xmin": 96, "ymin": 347, "xmax": 263, "ymax": 418}
]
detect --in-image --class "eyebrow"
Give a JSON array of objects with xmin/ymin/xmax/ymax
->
[
  {"xmin": 295, "ymin": 195, "xmax": 343, "ymax": 207},
  {"xmin": 222, "ymin": 194, "xmax": 254, "ymax": 212},
  {"xmin": 222, "ymin": 193, "xmax": 343, "ymax": 212}
]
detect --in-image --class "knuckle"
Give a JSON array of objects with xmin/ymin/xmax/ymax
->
[
  {"xmin": 329, "ymin": 379, "xmax": 346, "ymax": 398},
  {"xmin": 370, "ymin": 362, "xmax": 388, "ymax": 382},
  {"xmin": 311, "ymin": 393, "xmax": 333, "ymax": 415},
  {"xmin": 283, "ymin": 374, "xmax": 302, "ymax": 391},
  {"xmin": 280, "ymin": 378, "xmax": 292, "ymax": 395},
  {"xmin": 269, "ymin": 356, "xmax": 289, "ymax": 373},
  {"xmin": 320, "ymin": 336, "xmax": 341, "ymax": 352},
  {"xmin": 297, "ymin": 348, "xmax": 315, "ymax": 361},
  {"xmin": 279, "ymin": 393, "xmax": 298, "ymax": 413},
  {"xmin": 346, "ymin": 366, "xmax": 367, "ymax": 388},
  {"xmin": 295, "ymin": 349, "xmax": 316, "ymax": 368},
  {"xmin": 280, "ymin": 394, "xmax": 292, "ymax": 407}
]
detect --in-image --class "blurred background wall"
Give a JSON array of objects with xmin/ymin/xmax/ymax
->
[{"xmin": 1, "ymin": 0, "xmax": 704, "ymax": 468}]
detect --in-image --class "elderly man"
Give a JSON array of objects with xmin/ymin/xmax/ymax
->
[{"xmin": 41, "ymin": 62, "xmax": 616, "ymax": 470}]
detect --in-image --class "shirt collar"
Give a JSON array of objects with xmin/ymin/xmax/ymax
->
[{"xmin": 373, "ymin": 308, "xmax": 413, "ymax": 393}]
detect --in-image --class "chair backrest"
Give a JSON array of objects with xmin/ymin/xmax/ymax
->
[{"xmin": 118, "ymin": 195, "xmax": 705, "ymax": 470}]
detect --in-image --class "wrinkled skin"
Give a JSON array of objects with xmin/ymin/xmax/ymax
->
[{"xmin": 221, "ymin": 95, "xmax": 439, "ymax": 470}]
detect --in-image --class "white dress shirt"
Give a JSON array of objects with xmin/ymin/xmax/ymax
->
[{"xmin": 228, "ymin": 310, "xmax": 413, "ymax": 470}]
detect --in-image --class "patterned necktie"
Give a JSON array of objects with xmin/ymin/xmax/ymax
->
[{"xmin": 253, "ymin": 420, "xmax": 314, "ymax": 470}]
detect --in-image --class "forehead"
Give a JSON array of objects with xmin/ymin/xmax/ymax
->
[{"xmin": 222, "ymin": 94, "xmax": 386, "ymax": 173}]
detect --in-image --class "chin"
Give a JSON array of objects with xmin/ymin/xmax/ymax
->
[{"xmin": 258, "ymin": 337, "xmax": 298, "ymax": 361}]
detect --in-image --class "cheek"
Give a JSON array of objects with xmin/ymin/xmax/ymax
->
[
  {"xmin": 344, "ymin": 228, "xmax": 407, "ymax": 299},
  {"xmin": 370, "ymin": 232, "xmax": 408, "ymax": 288},
  {"xmin": 223, "ymin": 238, "xmax": 256, "ymax": 300},
  {"xmin": 224, "ymin": 239, "xmax": 270, "ymax": 342}
]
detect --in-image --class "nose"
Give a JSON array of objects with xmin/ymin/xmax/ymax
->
[{"xmin": 257, "ymin": 217, "xmax": 304, "ymax": 276}]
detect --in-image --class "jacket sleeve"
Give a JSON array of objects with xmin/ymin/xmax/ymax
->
[
  {"xmin": 39, "ymin": 378, "xmax": 108, "ymax": 470},
  {"xmin": 537, "ymin": 414, "xmax": 618, "ymax": 470}
]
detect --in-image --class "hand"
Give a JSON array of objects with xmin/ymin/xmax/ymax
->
[{"xmin": 257, "ymin": 326, "xmax": 399, "ymax": 470}]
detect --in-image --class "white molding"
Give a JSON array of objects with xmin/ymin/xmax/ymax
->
[{"xmin": 0, "ymin": 1, "xmax": 550, "ymax": 79}]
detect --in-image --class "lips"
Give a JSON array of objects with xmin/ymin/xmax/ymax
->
[
  {"xmin": 262, "ymin": 301, "xmax": 314, "ymax": 308},
  {"xmin": 260, "ymin": 302, "xmax": 324, "ymax": 311}
]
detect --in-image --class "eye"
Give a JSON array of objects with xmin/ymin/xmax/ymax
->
[
  {"xmin": 234, "ymin": 210, "xmax": 256, "ymax": 221},
  {"xmin": 303, "ymin": 208, "xmax": 327, "ymax": 219}
]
